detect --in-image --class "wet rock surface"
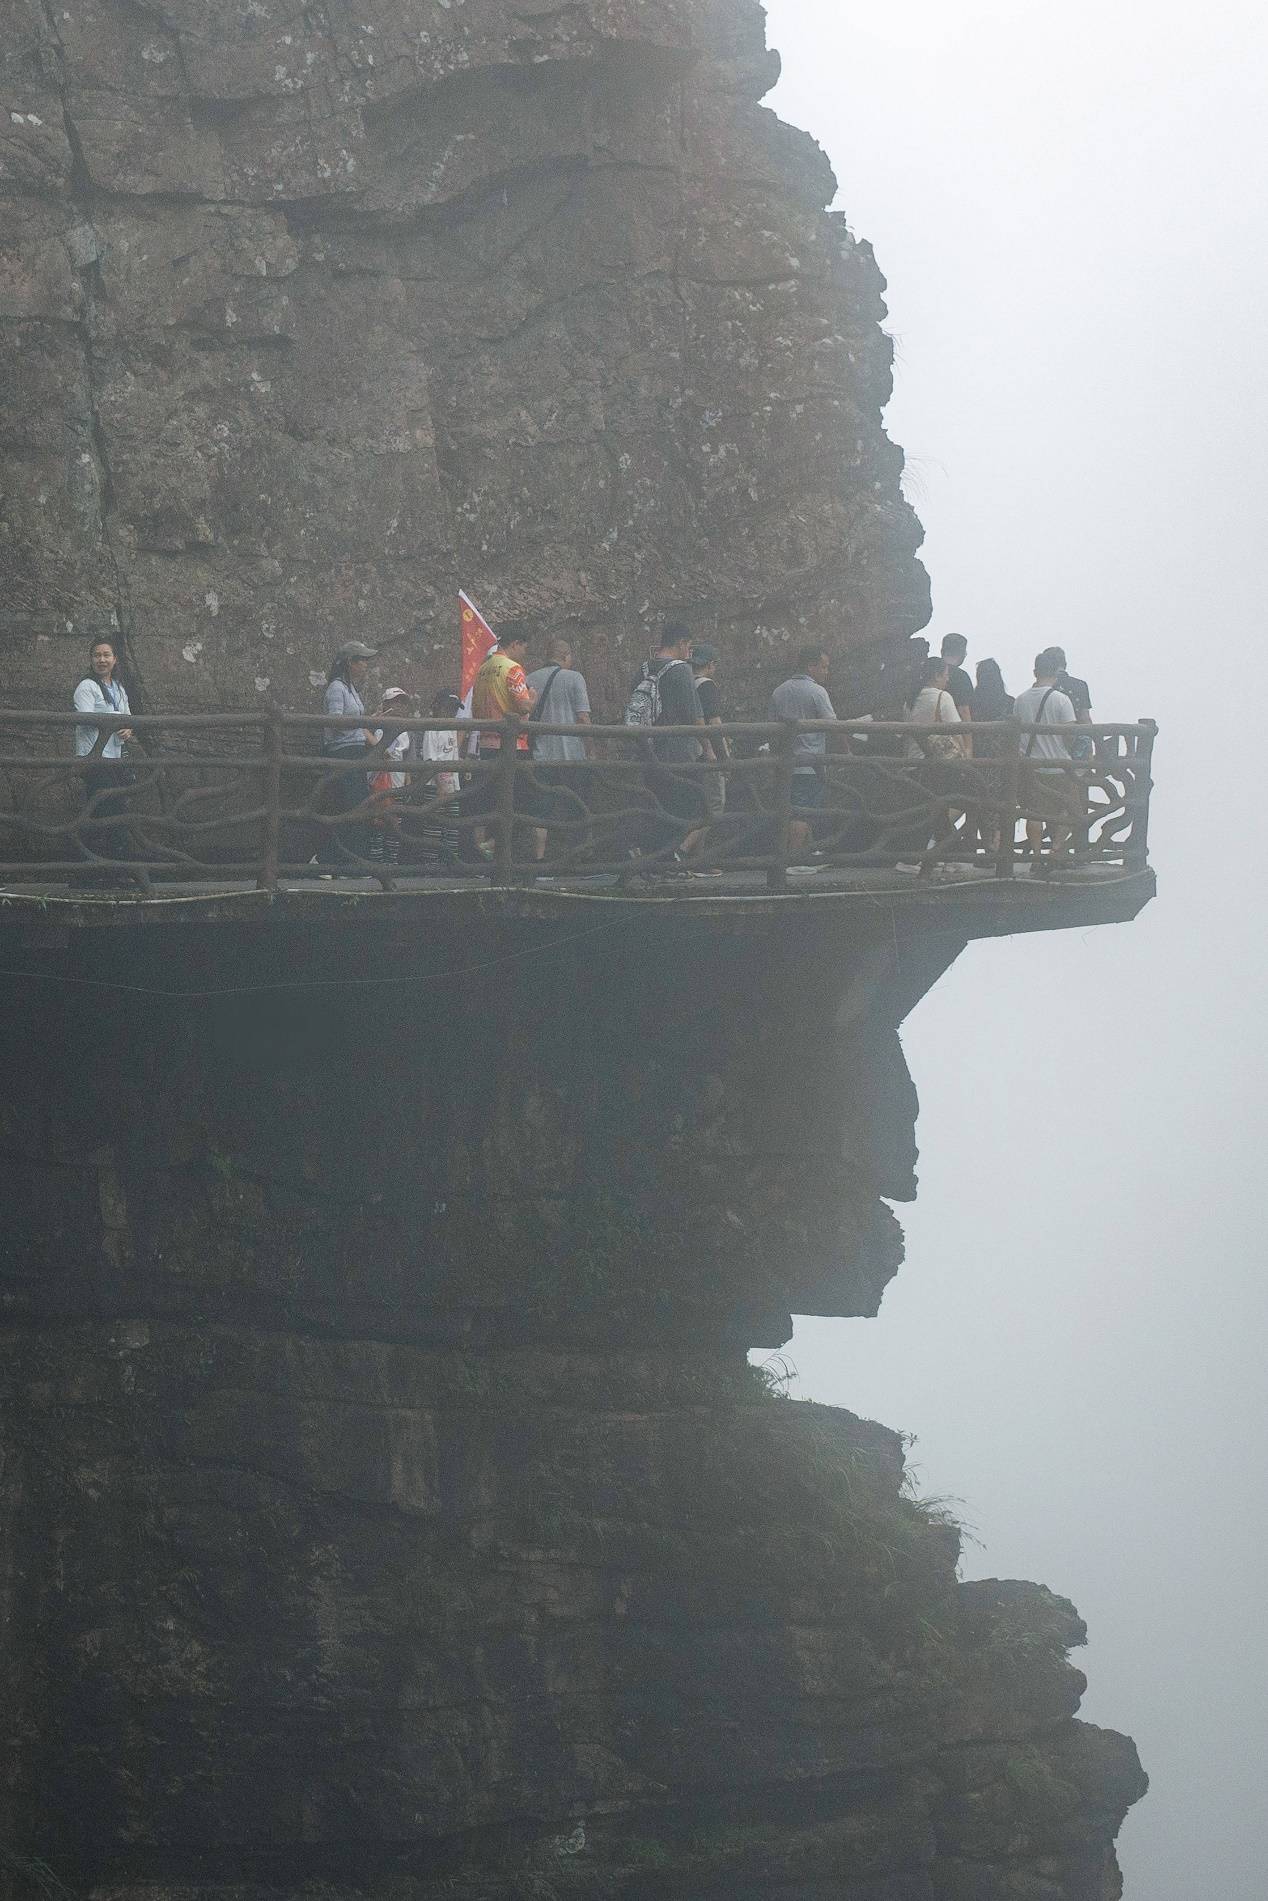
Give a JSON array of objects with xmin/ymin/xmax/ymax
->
[
  {"xmin": 0, "ymin": 913, "xmax": 1146, "ymax": 1898},
  {"xmin": 2, "ymin": 0, "xmax": 927, "ymax": 718}
]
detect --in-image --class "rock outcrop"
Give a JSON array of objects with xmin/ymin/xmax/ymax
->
[
  {"xmin": 2, "ymin": 0, "xmax": 928, "ymax": 719},
  {"xmin": 0, "ymin": 910, "xmax": 1146, "ymax": 1899},
  {"xmin": 0, "ymin": 4, "xmax": 1146, "ymax": 1896}
]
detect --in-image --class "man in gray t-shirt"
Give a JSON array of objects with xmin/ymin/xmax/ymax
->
[
  {"xmin": 770, "ymin": 644, "xmax": 837, "ymax": 859},
  {"xmin": 527, "ymin": 638, "xmax": 592, "ymax": 762}
]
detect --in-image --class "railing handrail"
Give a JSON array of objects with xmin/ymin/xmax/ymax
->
[
  {"xmin": 2, "ymin": 707, "xmax": 1160, "ymax": 741},
  {"xmin": 0, "ymin": 708, "xmax": 1158, "ymax": 897}
]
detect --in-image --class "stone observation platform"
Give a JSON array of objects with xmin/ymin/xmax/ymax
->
[{"xmin": 0, "ymin": 710, "xmax": 1156, "ymax": 946}]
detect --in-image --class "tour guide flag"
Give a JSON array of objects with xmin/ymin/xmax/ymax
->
[{"xmin": 459, "ymin": 591, "xmax": 497, "ymax": 713}]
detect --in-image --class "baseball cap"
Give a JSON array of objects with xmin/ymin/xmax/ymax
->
[
  {"xmin": 690, "ymin": 641, "xmax": 719, "ymax": 666},
  {"xmin": 336, "ymin": 640, "xmax": 378, "ymax": 661},
  {"xmin": 380, "ymin": 686, "xmax": 411, "ymax": 702}
]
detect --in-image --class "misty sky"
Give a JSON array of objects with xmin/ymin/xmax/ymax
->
[{"xmin": 762, "ymin": 4, "xmax": 1267, "ymax": 1895}]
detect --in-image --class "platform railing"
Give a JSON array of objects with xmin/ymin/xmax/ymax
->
[{"xmin": 0, "ymin": 711, "xmax": 1157, "ymax": 892}]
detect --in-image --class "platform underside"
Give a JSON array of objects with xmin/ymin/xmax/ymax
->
[{"xmin": 0, "ymin": 860, "xmax": 1154, "ymax": 941}]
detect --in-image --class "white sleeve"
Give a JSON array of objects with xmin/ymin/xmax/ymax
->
[
  {"xmin": 73, "ymin": 679, "xmax": 104, "ymax": 756},
  {"xmin": 573, "ymin": 671, "xmax": 591, "ymax": 717},
  {"xmin": 1052, "ymin": 692, "xmax": 1076, "ymax": 724},
  {"xmin": 940, "ymin": 693, "xmax": 961, "ymax": 725}
]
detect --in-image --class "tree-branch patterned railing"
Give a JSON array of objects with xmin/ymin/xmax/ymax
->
[{"xmin": 0, "ymin": 712, "xmax": 1157, "ymax": 892}]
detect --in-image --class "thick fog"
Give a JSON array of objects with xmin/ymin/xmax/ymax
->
[{"xmin": 762, "ymin": 3, "xmax": 1267, "ymax": 1895}]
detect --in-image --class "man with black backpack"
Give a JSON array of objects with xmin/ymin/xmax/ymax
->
[{"xmin": 624, "ymin": 623, "xmax": 709, "ymax": 865}]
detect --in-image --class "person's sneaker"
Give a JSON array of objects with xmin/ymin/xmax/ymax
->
[
  {"xmin": 685, "ymin": 865, "xmax": 724, "ymax": 878},
  {"xmin": 895, "ymin": 862, "xmax": 922, "ymax": 874},
  {"xmin": 786, "ymin": 864, "xmax": 824, "ymax": 878}
]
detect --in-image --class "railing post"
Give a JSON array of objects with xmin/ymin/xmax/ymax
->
[
  {"xmin": 996, "ymin": 721, "xmax": 1020, "ymax": 880},
  {"xmin": 767, "ymin": 723, "xmax": 797, "ymax": 892},
  {"xmin": 258, "ymin": 709, "xmax": 282, "ymax": 893},
  {"xmin": 492, "ymin": 723, "xmax": 518, "ymax": 884},
  {"xmin": 1126, "ymin": 718, "xmax": 1157, "ymax": 873}
]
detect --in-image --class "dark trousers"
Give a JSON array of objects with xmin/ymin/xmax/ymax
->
[
  {"xmin": 319, "ymin": 744, "xmax": 373, "ymax": 866},
  {"xmin": 641, "ymin": 763, "xmax": 706, "ymax": 855},
  {"xmin": 80, "ymin": 762, "xmax": 135, "ymax": 864}
]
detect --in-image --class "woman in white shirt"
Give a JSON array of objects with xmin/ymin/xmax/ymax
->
[
  {"xmin": 318, "ymin": 640, "xmax": 377, "ymax": 869},
  {"xmin": 72, "ymin": 637, "xmax": 137, "ymax": 872},
  {"xmin": 904, "ymin": 657, "xmax": 964, "ymax": 759},
  {"xmin": 902, "ymin": 656, "xmax": 967, "ymax": 873},
  {"xmin": 418, "ymin": 689, "xmax": 462, "ymax": 867}
]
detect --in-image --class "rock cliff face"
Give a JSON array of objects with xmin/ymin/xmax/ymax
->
[
  {"xmin": 0, "ymin": 910, "xmax": 1146, "ymax": 1899},
  {"xmin": 1, "ymin": 4, "xmax": 1146, "ymax": 1896},
  {"xmin": 3, "ymin": 0, "xmax": 928, "ymax": 719}
]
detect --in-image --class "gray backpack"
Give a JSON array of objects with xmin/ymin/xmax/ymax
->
[{"xmin": 623, "ymin": 659, "xmax": 676, "ymax": 730}]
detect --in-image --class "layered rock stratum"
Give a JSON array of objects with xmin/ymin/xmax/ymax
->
[{"xmin": 1, "ymin": 4, "xmax": 1146, "ymax": 1898}]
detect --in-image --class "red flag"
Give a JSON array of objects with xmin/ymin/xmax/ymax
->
[{"xmin": 459, "ymin": 590, "xmax": 497, "ymax": 710}]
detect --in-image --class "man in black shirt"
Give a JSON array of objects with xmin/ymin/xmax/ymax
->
[
  {"xmin": 941, "ymin": 633, "xmax": 973, "ymax": 721},
  {"xmin": 691, "ymin": 642, "xmax": 728, "ymax": 858},
  {"xmin": 691, "ymin": 642, "xmax": 727, "ymax": 764},
  {"xmin": 1050, "ymin": 646, "xmax": 1095, "ymax": 761},
  {"xmin": 1050, "ymin": 647, "xmax": 1092, "ymax": 719},
  {"xmin": 629, "ymin": 623, "xmax": 708, "ymax": 862},
  {"xmin": 627, "ymin": 623, "xmax": 703, "ymax": 762}
]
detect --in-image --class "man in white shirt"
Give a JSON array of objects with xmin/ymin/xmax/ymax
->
[{"xmin": 1013, "ymin": 647, "xmax": 1080, "ymax": 861}]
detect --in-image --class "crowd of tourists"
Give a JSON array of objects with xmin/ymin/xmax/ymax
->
[{"xmin": 68, "ymin": 624, "xmax": 1100, "ymax": 879}]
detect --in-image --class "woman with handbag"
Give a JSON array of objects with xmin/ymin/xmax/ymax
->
[
  {"xmin": 901, "ymin": 656, "xmax": 967, "ymax": 874},
  {"xmin": 73, "ymin": 637, "xmax": 139, "ymax": 878}
]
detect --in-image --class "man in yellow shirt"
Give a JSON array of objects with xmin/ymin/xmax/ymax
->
[
  {"xmin": 472, "ymin": 634, "xmax": 535, "ymax": 749},
  {"xmin": 469, "ymin": 633, "xmax": 546, "ymax": 861}
]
